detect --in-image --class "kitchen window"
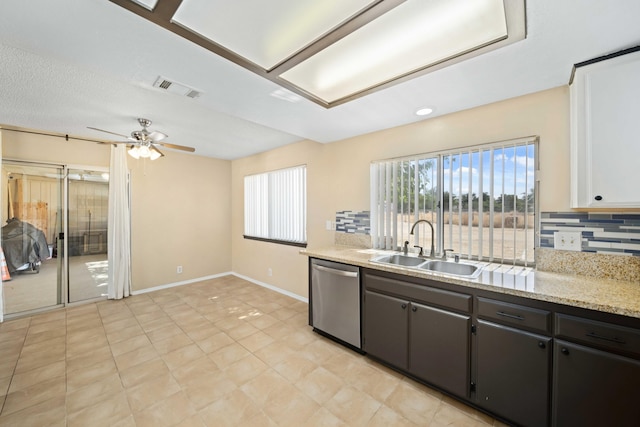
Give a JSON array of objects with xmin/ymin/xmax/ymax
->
[
  {"xmin": 244, "ymin": 165, "xmax": 307, "ymax": 247},
  {"xmin": 371, "ymin": 137, "xmax": 537, "ymax": 265}
]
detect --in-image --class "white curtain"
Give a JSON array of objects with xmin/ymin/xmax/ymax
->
[{"xmin": 107, "ymin": 144, "xmax": 131, "ymax": 299}]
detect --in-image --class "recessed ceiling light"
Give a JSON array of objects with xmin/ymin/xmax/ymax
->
[{"xmin": 416, "ymin": 108, "xmax": 434, "ymax": 116}]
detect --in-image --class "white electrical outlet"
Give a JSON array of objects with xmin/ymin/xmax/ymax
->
[
  {"xmin": 267, "ymin": 268, "xmax": 272, "ymax": 277},
  {"xmin": 553, "ymin": 231, "xmax": 582, "ymax": 251},
  {"xmin": 177, "ymin": 266, "xmax": 183, "ymax": 274},
  {"xmin": 326, "ymin": 220, "xmax": 332, "ymax": 230}
]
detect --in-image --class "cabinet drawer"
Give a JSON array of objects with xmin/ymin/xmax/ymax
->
[
  {"xmin": 477, "ymin": 297, "xmax": 551, "ymax": 333},
  {"xmin": 555, "ymin": 313, "xmax": 640, "ymax": 357},
  {"xmin": 364, "ymin": 274, "xmax": 471, "ymax": 313}
]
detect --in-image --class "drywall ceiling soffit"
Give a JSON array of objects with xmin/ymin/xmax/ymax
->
[{"xmin": 108, "ymin": 0, "xmax": 526, "ymax": 108}]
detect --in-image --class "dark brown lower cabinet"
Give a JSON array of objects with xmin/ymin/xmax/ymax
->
[
  {"xmin": 552, "ymin": 340, "xmax": 640, "ymax": 427},
  {"xmin": 476, "ymin": 320, "xmax": 551, "ymax": 427},
  {"xmin": 363, "ymin": 290, "xmax": 408, "ymax": 370},
  {"xmin": 409, "ymin": 302, "xmax": 471, "ymax": 397}
]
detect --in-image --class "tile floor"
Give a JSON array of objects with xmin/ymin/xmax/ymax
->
[{"xmin": 0, "ymin": 275, "xmax": 506, "ymax": 426}]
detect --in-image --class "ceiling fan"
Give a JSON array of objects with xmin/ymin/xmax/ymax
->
[{"xmin": 88, "ymin": 118, "xmax": 195, "ymax": 160}]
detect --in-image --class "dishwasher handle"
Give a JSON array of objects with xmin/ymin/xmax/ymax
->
[{"xmin": 312, "ymin": 264, "xmax": 359, "ymax": 278}]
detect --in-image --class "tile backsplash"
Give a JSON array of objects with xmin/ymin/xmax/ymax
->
[
  {"xmin": 540, "ymin": 212, "xmax": 640, "ymax": 256},
  {"xmin": 334, "ymin": 210, "xmax": 372, "ymax": 248},
  {"xmin": 335, "ymin": 210, "xmax": 370, "ymax": 235}
]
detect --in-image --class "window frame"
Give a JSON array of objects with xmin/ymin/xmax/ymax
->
[
  {"xmin": 243, "ymin": 164, "xmax": 307, "ymax": 248},
  {"xmin": 371, "ymin": 136, "xmax": 538, "ymax": 266}
]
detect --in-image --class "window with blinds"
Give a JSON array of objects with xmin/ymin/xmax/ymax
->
[
  {"xmin": 371, "ymin": 137, "xmax": 537, "ymax": 265},
  {"xmin": 244, "ymin": 165, "xmax": 307, "ymax": 246}
]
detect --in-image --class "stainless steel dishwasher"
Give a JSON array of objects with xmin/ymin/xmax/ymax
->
[{"xmin": 310, "ymin": 258, "xmax": 361, "ymax": 349}]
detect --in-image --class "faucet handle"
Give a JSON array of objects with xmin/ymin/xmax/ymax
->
[
  {"xmin": 414, "ymin": 245, "xmax": 424, "ymax": 257},
  {"xmin": 442, "ymin": 249, "xmax": 454, "ymax": 260}
]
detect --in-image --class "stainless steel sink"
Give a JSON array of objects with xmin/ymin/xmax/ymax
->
[
  {"xmin": 370, "ymin": 254, "xmax": 427, "ymax": 267},
  {"xmin": 418, "ymin": 260, "xmax": 482, "ymax": 278}
]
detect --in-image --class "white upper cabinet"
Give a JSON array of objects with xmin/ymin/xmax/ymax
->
[{"xmin": 570, "ymin": 48, "xmax": 640, "ymax": 208}]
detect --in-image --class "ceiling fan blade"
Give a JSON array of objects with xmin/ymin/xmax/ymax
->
[
  {"xmin": 156, "ymin": 141, "xmax": 195, "ymax": 152},
  {"xmin": 148, "ymin": 131, "xmax": 168, "ymax": 142},
  {"xmin": 150, "ymin": 145, "xmax": 165, "ymax": 158},
  {"xmin": 87, "ymin": 126, "xmax": 129, "ymax": 139},
  {"xmin": 97, "ymin": 140, "xmax": 133, "ymax": 145}
]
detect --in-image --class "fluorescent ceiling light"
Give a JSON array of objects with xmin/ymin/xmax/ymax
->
[
  {"xmin": 130, "ymin": 0, "xmax": 157, "ymax": 11},
  {"xmin": 282, "ymin": 0, "xmax": 507, "ymax": 103},
  {"xmin": 113, "ymin": 0, "xmax": 525, "ymax": 107},
  {"xmin": 172, "ymin": 0, "xmax": 375, "ymax": 70}
]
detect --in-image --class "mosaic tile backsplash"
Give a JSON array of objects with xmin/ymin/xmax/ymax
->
[
  {"xmin": 336, "ymin": 210, "xmax": 370, "ymax": 235},
  {"xmin": 540, "ymin": 212, "xmax": 640, "ymax": 256}
]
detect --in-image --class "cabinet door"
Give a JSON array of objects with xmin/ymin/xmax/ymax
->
[
  {"xmin": 363, "ymin": 291, "xmax": 408, "ymax": 370},
  {"xmin": 476, "ymin": 320, "xmax": 551, "ymax": 427},
  {"xmin": 553, "ymin": 340, "xmax": 640, "ymax": 427},
  {"xmin": 571, "ymin": 49, "xmax": 640, "ymax": 207},
  {"xmin": 409, "ymin": 302, "xmax": 471, "ymax": 398}
]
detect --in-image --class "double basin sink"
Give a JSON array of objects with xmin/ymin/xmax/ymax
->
[{"xmin": 370, "ymin": 254, "xmax": 483, "ymax": 279}]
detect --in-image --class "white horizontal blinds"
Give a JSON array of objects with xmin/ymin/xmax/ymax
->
[
  {"xmin": 244, "ymin": 165, "xmax": 306, "ymax": 244},
  {"xmin": 372, "ymin": 137, "xmax": 536, "ymax": 265}
]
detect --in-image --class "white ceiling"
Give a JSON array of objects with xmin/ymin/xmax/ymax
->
[{"xmin": 0, "ymin": 0, "xmax": 639, "ymax": 160}]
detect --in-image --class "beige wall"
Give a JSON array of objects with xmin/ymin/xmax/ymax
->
[
  {"xmin": 231, "ymin": 86, "xmax": 571, "ymax": 299},
  {"xmin": 1, "ymin": 130, "xmax": 232, "ymax": 292}
]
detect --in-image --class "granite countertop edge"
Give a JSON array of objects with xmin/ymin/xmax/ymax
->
[{"xmin": 301, "ymin": 246, "xmax": 640, "ymax": 319}]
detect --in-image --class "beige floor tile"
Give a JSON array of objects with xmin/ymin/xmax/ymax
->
[
  {"xmin": 183, "ymin": 370, "xmax": 237, "ymax": 410},
  {"xmin": 225, "ymin": 322, "xmax": 260, "ymax": 341},
  {"xmin": 14, "ymin": 338, "xmax": 65, "ymax": 374},
  {"xmin": 134, "ymin": 391, "xmax": 196, "ymax": 427},
  {"xmin": 67, "ymin": 390, "xmax": 132, "ymax": 427},
  {"xmin": 367, "ymin": 405, "xmax": 420, "ymax": 427},
  {"xmin": 306, "ymin": 407, "xmax": 350, "ymax": 427},
  {"xmin": 66, "ymin": 372, "xmax": 123, "ymax": 414},
  {"xmin": 114, "ymin": 342, "xmax": 159, "ymax": 371},
  {"xmin": 0, "ymin": 276, "xmax": 497, "ymax": 427},
  {"xmin": 0, "ymin": 395, "xmax": 65, "ymax": 427},
  {"xmin": 8, "ymin": 360, "xmax": 65, "ymax": 393},
  {"xmin": 152, "ymin": 332, "xmax": 193, "ymax": 355},
  {"xmin": 126, "ymin": 372, "xmax": 181, "ymax": 412},
  {"xmin": 324, "ymin": 386, "xmax": 382, "ymax": 427},
  {"xmin": 146, "ymin": 324, "xmax": 184, "ymax": 343},
  {"xmin": 261, "ymin": 381, "xmax": 320, "ymax": 427},
  {"xmin": 224, "ymin": 354, "xmax": 269, "ymax": 386},
  {"xmin": 171, "ymin": 356, "xmax": 220, "ymax": 387},
  {"xmin": 240, "ymin": 370, "xmax": 292, "ymax": 407},
  {"xmin": 110, "ymin": 333, "xmax": 152, "ymax": 357},
  {"xmin": 23, "ymin": 327, "xmax": 66, "ymax": 346},
  {"xmin": 66, "ymin": 358, "xmax": 118, "ymax": 391},
  {"xmin": 199, "ymin": 389, "xmax": 261, "ymax": 427},
  {"xmin": 120, "ymin": 357, "xmax": 169, "ymax": 388},
  {"xmin": 2, "ymin": 376, "xmax": 66, "ymax": 415},
  {"xmin": 237, "ymin": 330, "xmax": 275, "ymax": 353},
  {"xmin": 295, "ymin": 366, "xmax": 344, "ymax": 405},
  {"xmin": 66, "ymin": 346, "xmax": 113, "ymax": 374},
  {"xmin": 208, "ymin": 342, "xmax": 251, "ymax": 369},
  {"xmin": 252, "ymin": 340, "xmax": 297, "ymax": 367},
  {"xmin": 273, "ymin": 353, "xmax": 318, "ymax": 382},
  {"xmin": 385, "ymin": 380, "xmax": 442, "ymax": 425},
  {"xmin": 195, "ymin": 331, "xmax": 235, "ymax": 354},
  {"xmin": 162, "ymin": 343, "xmax": 206, "ymax": 371}
]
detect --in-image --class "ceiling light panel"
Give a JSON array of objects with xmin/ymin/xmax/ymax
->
[
  {"xmin": 281, "ymin": 0, "xmax": 508, "ymax": 103},
  {"xmin": 130, "ymin": 0, "xmax": 158, "ymax": 10},
  {"xmin": 172, "ymin": 0, "xmax": 376, "ymax": 70}
]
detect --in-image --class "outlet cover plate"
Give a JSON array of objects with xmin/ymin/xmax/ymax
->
[{"xmin": 553, "ymin": 231, "xmax": 582, "ymax": 251}]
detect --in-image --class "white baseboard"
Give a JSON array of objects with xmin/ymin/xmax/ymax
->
[
  {"xmin": 230, "ymin": 272, "xmax": 308, "ymax": 304},
  {"xmin": 131, "ymin": 272, "xmax": 309, "ymax": 304},
  {"xmin": 130, "ymin": 272, "xmax": 232, "ymax": 295}
]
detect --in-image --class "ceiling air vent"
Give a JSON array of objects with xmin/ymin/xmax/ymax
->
[{"xmin": 153, "ymin": 76, "xmax": 201, "ymax": 99}]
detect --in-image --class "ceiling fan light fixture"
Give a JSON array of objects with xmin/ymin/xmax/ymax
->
[
  {"xmin": 128, "ymin": 146, "xmax": 141, "ymax": 159},
  {"xmin": 149, "ymin": 149, "xmax": 162, "ymax": 160}
]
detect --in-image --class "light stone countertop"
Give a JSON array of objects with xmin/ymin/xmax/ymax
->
[{"xmin": 301, "ymin": 246, "xmax": 640, "ymax": 319}]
